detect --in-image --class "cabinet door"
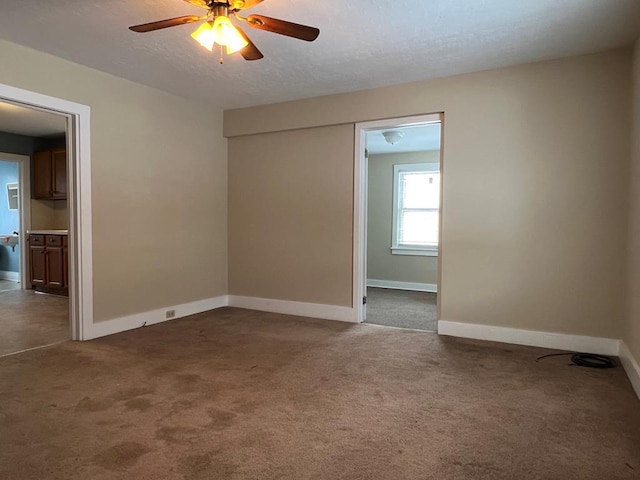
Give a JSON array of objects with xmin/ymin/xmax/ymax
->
[
  {"xmin": 33, "ymin": 150, "xmax": 52, "ymax": 199},
  {"xmin": 52, "ymin": 149, "xmax": 67, "ymax": 199},
  {"xmin": 46, "ymin": 246, "xmax": 64, "ymax": 287},
  {"xmin": 30, "ymin": 246, "xmax": 47, "ymax": 285}
]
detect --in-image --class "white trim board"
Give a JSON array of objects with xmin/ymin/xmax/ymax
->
[
  {"xmin": 0, "ymin": 270, "xmax": 19, "ymax": 282},
  {"xmin": 619, "ymin": 342, "xmax": 640, "ymax": 400},
  {"xmin": 438, "ymin": 320, "xmax": 620, "ymax": 356},
  {"xmin": 84, "ymin": 296, "xmax": 228, "ymax": 340},
  {"xmin": 367, "ymin": 279, "xmax": 437, "ymax": 293},
  {"xmin": 77, "ymin": 295, "xmax": 357, "ymax": 340},
  {"xmin": 228, "ymin": 295, "xmax": 356, "ymax": 323}
]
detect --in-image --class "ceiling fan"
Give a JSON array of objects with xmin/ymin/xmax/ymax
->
[{"xmin": 129, "ymin": 0, "xmax": 320, "ymax": 62}]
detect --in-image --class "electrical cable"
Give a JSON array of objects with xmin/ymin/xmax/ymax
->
[{"xmin": 536, "ymin": 352, "xmax": 616, "ymax": 369}]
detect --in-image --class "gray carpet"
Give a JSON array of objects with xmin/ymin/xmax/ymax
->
[
  {"xmin": 365, "ymin": 287, "xmax": 437, "ymax": 331},
  {"xmin": 2, "ymin": 307, "xmax": 638, "ymax": 479}
]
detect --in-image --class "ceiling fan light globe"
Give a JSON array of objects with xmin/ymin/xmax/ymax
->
[
  {"xmin": 225, "ymin": 39, "xmax": 247, "ymax": 55},
  {"xmin": 191, "ymin": 21, "xmax": 215, "ymax": 51},
  {"xmin": 212, "ymin": 15, "xmax": 248, "ymax": 52}
]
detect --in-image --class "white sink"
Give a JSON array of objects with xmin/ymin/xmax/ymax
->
[{"xmin": 0, "ymin": 234, "xmax": 19, "ymax": 251}]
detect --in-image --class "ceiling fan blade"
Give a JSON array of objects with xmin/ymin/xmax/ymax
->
[
  {"xmin": 182, "ymin": 0, "xmax": 210, "ymax": 9},
  {"xmin": 129, "ymin": 15, "xmax": 203, "ymax": 33},
  {"xmin": 236, "ymin": 27, "xmax": 264, "ymax": 61},
  {"xmin": 245, "ymin": 15, "xmax": 320, "ymax": 42},
  {"xmin": 230, "ymin": 0, "xmax": 264, "ymax": 9}
]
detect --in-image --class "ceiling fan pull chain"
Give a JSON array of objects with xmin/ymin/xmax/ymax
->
[{"xmin": 219, "ymin": 44, "xmax": 224, "ymax": 64}]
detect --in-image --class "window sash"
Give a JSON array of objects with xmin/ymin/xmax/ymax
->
[
  {"xmin": 392, "ymin": 163, "xmax": 440, "ymax": 253},
  {"xmin": 398, "ymin": 208, "xmax": 439, "ymax": 247}
]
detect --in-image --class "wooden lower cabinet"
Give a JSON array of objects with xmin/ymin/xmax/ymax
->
[
  {"xmin": 46, "ymin": 246, "xmax": 64, "ymax": 288},
  {"xmin": 29, "ymin": 234, "xmax": 68, "ymax": 295},
  {"xmin": 30, "ymin": 245, "xmax": 46, "ymax": 286}
]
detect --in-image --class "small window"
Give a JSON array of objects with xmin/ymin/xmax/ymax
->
[
  {"xmin": 6, "ymin": 183, "xmax": 18, "ymax": 210},
  {"xmin": 391, "ymin": 163, "xmax": 440, "ymax": 256}
]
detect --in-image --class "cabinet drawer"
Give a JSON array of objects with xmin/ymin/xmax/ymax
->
[
  {"xmin": 29, "ymin": 234, "xmax": 45, "ymax": 246},
  {"xmin": 46, "ymin": 235, "xmax": 62, "ymax": 246}
]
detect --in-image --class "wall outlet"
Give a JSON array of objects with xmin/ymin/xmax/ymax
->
[{"xmin": 165, "ymin": 309, "xmax": 176, "ymax": 319}]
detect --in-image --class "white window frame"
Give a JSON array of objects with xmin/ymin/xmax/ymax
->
[{"xmin": 391, "ymin": 162, "xmax": 440, "ymax": 257}]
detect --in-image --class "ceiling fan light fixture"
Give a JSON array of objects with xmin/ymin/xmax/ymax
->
[
  {"xmin": 191, "ymin": 21, "xmax": 216, "ymax": 51},
  {"xmin": 130, "ymin": 1, "xmax": 319, "ymax": 63},
  {"xmin": 212, "ymin": 15, "xmax": 248, "ymax": 53},
  {"xmin": 190, "ymin": 17, "xmax": 248, "ymax": 54}
]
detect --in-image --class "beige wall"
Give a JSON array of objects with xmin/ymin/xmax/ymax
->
[
  {"xmin": 626, "ymin": 40, "xmax": 640, "ymax": 362},
  {"xmin": 226, "ymin": 49, "xmax": 631, "ymax": 338},
  {"xmin": 367, "ymin": 151, "xmax": 438, "ymax": 286},
  {"xmin": 31, "ymin": 200, "xmax": 67, "ymax": 230},
  {"xmin": 228, "ymin": 125, "xmax": 353, "ymax": 306},
  {"xmin": 0, "ymin": 40, "xmax": 228, "ymax": 322}
]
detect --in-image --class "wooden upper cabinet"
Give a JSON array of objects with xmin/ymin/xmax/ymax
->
[
  {"xmin": 33, "ymin": 148, "xmax": 67, "ymax": 200},
  {"xmin": 33, "ymin": 150, "xmax": 53, "ymax": 199},
  {"xmin": 52, "ymin": 149, "xmax": 67, "ymax": 199}
]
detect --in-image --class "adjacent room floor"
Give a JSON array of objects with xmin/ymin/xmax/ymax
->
[
  {"xmin": 0, "ymin": 279, "xmax": 21, "ymax": 293},
  {"xmin": 0, "ymin": 289, "xmax": 69, "ymax": 356},
  {"xmin": 1, "ymin": 307, "xmax": 638, "ymax": 479},
  {"xmin": 365, "ymin": 287, "xmax": 437, "ymax": 331}
]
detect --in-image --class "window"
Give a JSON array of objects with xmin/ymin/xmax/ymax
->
[
  {"xmin": 6, "ymin": 183, "xmax": 18, "ymax": 210},
  {"xmin": 391, "ymin": 163, "xmax": 440, "ymax": 256}
]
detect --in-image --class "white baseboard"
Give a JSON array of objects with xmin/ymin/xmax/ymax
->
[
  {"xmin": 619, "ymin": 341, "xmax": 640, "ymax": 400},
  {"xmin": 0, "ymin": 270, "xmax": 19, "ymax": 282},
  {"xmin": 84, "ymin": 294, "xmax": 355, "ymax": 340},
  {"xmin": 437, "ymin": 320, "xmax": 620, "ymax": 356},
  {"xmin": 228, "ymin": 295, "xmax": 356, "ymax": 323},
  {"xmin": 84, "ymin": 295, "xmax": 229, "ymax": 340},
  {"xmin": 367, "ymin": 279, "xmax": 437, "ymax": 293}
]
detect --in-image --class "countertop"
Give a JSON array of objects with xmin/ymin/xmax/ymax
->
[{"xmin": 27, "ymin": 230, "xmax": 69, "ymax": 235}]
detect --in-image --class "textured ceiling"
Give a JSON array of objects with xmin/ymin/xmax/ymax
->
[
  {"xmin": 0, "ymin": 102, "xmax": 66, "ymax": 138},
  {"xmin": 0, "ymin": 0, "xmax": 639, "ymax": 109},
  {"xmin": 367, "ymin": 124, "xmax": 441, "ymax": 155}
]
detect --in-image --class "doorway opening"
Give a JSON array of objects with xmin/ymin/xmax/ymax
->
[
  {"xmin": 353, "ymin": 113, "xmax": 443, "ymax": 331},
  {"xmin": 0, "ymin": 104, "xmax": 70, "ymax": 355},
  {"xmin": 0, "ymin": 83, "xmax": 93, "ymax": 349},
  {"xmin": 0, "ymin": 154, "xmax": 27, "ymax": 292}
]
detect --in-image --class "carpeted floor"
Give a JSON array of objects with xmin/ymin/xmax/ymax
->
[
  {"xmin": 366, "ymin": 287, "xmax": 437, "ymax": 331},
  {"xmin": 0, "ymin": 289, "xmax": 69, "ymax": 356},
  {"xmin": 1, "ymin": 307, "xmax": 638, "ymax": 479}
]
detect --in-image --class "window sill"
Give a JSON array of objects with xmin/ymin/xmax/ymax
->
[{"xmin": 391, "ymin": 247, "xmax": 438, "ymax": 257}]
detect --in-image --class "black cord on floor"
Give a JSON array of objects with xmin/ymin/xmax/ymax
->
[{"xmin": 536, "ymin": 352, "xmax": 616, "ymax": 368}]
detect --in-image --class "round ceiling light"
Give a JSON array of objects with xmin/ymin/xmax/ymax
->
[{"xmin": 382, "ymin": 130, "xmax": 404, "ymax": 145}]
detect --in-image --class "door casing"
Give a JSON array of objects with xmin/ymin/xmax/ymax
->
[
  {"xmin": 353, "ymin": 113, "xmax": 444, "ymax": 324},
  {"xmin": 0, "ymin": 83, "xmax": 93, "ymax": 340}
]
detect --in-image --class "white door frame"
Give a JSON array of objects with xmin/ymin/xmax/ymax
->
[
  {"xmin": 0, "ymin": 83, "xmax": 93, "ymax": 341},
  {"xmin": 0, "ymin": 152, "xmax": 31, "ymax": 288},
  {"xmin": 353, "ymin": 113, "xmax": 443, "ymax": 324}
]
